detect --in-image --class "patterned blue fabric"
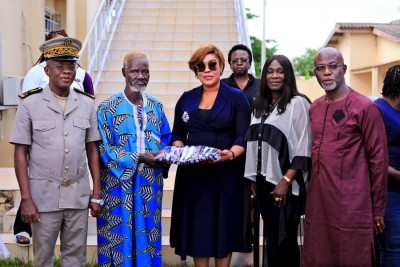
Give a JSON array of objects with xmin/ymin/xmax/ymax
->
[
  {"xmin": 96, "ymin": 92, "xmax": 171, "ymax": 267},
  {"xmin": 155, "ymin": 145, "xmax": 221, "ymax": 165}
]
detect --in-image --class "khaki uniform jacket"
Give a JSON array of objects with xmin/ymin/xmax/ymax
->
[{"xmin": 10, "ymin": 85, "xmax": 101, "ymax": 212}]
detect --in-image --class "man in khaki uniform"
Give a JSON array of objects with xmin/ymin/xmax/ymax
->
[{"xmin": 10, "ymin": 37, "xmax": 102, "ymax": 267}]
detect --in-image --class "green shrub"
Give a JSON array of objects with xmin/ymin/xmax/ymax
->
[{"xmin": 0, "ymin": 257, "xmax": 33, "ymax": 267}]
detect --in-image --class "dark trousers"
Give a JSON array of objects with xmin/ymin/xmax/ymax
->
[
  {"xmin": 14, "ymin": 204, "xmax": 32, "ymax": 237},
  {"xmin": 256, "ymin": 180, "xmax": 300, "ymax": 267}
]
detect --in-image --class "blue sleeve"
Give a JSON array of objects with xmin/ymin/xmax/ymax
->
[
  {"xmin": 232, "ymin": 91, "xmax": 251, "ymax": 147},
  {"xmin": 171, "ymin": 93, "xmax": 188, "ymax": 144},
  {"xmin": 97, "ymin": 102, "xmax": 139, "ymax": 178},
  {"xmin": 159, "ymin": 102, "xmax": 172, "ymax": 148}
]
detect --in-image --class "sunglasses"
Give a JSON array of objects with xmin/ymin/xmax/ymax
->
[{"xmin": 196, "ymin": 61, "xmax": 218, "ymax": 72}]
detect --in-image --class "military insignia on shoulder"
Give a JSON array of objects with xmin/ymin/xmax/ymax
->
[
  {"xmin": 74, "ymin": 88, "xmax": 95, "ymax": 99},
  {"xmin": 18, "ymin": 87, "xmax": 43, "ymax": 98}
]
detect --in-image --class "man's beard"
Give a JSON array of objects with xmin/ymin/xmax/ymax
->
[
  {"xmin": 322, "ymin": 81, "xmax": 337, "ymax": 91},
  {"xmin": 129, "ymin": 83, "xmax": 146, "ymax": 92}
]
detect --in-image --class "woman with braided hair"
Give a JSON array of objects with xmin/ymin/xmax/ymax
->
[{"xmin": 375, "ymin": 65, "xmax": 400, "ymax": 267}]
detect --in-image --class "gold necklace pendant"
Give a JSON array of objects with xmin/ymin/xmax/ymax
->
[{"xmin": 235, "ymin": 78, "xmax": 248, "ymax": 86}]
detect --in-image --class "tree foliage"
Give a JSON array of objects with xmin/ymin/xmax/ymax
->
[
  {"xmin": 245, "ymin": 7, "xmax": 277, "ymax": 76},
  {"xmin": 245, "ymin": 6, "xmax": 318, "ymax": 78},
  {"xmin": 250, "ymin": 36, "xmax": 278, "ymax": 77},
  {"xmin": 245, "ymin": 8, "xmax": 259, "ymax": 20},
  {"xmin": 292, "ymin": 48, "xmax": 318, "ymax": 79}
]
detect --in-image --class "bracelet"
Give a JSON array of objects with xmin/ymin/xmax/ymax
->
[
  {"xmin": 282, "ymin": 175, "xmax": 292, "ymax": 183},
  {"xmin": 229, "ymin": 150, "xmax": 235, "ymax": 159}
]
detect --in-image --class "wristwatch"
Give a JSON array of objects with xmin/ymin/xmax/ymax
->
[{"xmin": 90, "ymin": 198, "xmax": 104, "ymax": 206}]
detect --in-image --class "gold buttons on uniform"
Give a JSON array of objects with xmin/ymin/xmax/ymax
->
[
  {"xmin": 65, "ymin": 149, "xmax": 69, "ymax": 154},
  {"xmin": 64, "ymin": 132, "xmax": 68, "ymax": 136}
]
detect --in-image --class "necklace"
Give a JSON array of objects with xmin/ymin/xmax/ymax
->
[
  {"xmin": 268, "ymin": 102, "xmax": 278, "ymax": 112},
  {"xmin": 235, "ymin": 77, "xmax": 249, "ymax": 87},
  {"xmin": 267, "ymin": 97, "xmax": 281, "ymax": 114}
]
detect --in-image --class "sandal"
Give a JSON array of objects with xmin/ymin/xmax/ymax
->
[{"xmin": 15, "ymin": 231, "xmax": 31, "ymax": 246}]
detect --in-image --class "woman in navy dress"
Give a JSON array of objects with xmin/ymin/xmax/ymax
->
[
  {"xmin": 376, "ymin": 65, "xmax": 400, "ymax": 267},
  {"xmin": 169, "ymin": 44, "xmax": 252, "ymax": 267}
]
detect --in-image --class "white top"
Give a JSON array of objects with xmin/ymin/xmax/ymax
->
[
  {"xmin": 244, "ymin": 96, "xmax": 312, "ymax": 195},
  {"xmin": 22, "ymin": 61, "xmax": 86, "ymax": 92}
]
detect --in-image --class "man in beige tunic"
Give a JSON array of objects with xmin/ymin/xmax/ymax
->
[{"xmin": 10, "ymin": 37, "xmax": 102, "ymax": 267}]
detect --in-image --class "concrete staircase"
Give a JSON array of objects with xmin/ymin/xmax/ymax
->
[{"xmin": 95, "ymin": 0, "xmax": 241, "ymax": 122}]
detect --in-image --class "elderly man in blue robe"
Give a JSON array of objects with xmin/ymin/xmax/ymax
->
[{"xmin": 96, "ymin": 51, "xmax": 171, "ymax": 267}]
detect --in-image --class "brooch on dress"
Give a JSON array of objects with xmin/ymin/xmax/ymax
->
[{"xmin": 182, "ymin": 111, "xmax": 189, "ymax": 123}]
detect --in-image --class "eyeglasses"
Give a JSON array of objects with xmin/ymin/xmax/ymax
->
[
  {"xmin": 232, "ymin": 58, "xmax": 249, "ymax": 64},
  {"xmin": 196, "ymin": 61, "xmax": 218, "ymax": 72},
  {"xmin": 47, "ymin": 64, "xmax": 77, "ymax": 72},
  {"xmin": 314, "ymin": 64, "xmax": 344, "ymax": 72}
]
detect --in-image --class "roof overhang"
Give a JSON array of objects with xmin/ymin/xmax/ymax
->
[
  {"xmin": 323, "ymin": 23, "xmax": 400, "ymax": 47},
  {"xmin": 323, "ymin": 24, "xmax": 374, "ymax": 47},
  {"xmin": 350, "ymin": 60, "xmax": 400, "ymax": 74}
]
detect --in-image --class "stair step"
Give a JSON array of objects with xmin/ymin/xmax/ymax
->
[
  {"xmin": 0, "ymin": 233, "xmax": 98, "ymax": 263},
  {"xmin": 1, "ymin": 232, "xmax": 254, "ymax": 265}
]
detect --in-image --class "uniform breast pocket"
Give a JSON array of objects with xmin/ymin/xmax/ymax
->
[
  {"xmin": 73, "ymin": 119, "xmax": 91, "ymax": 143},
  {"xmin": 32, "ymin": 120, "xmax": 56, "ymax": 146}
]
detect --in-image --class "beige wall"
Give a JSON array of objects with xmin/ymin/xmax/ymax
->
[
  {"xmin": 376, "ymin": 36, "xmax": 400, "ymax": 64},
  {"xmin": 296, "ymin": 77, "xmax": 324, "ymax": 102},
  {"xmin": 349, "ymin": 33, "xmax": 377, "ymax": 69},
  {"xmin": 351, "ymin": 72, "xmax": 372, "ymax": 96},
  {"xmin": 0, "ymin": 0, "xmax": 45, "ymax": 167},
  {"xmin": 328, "ymin": 29, "xmax": 400, "ymax": 98},
  {"xmin": 329, "ymin": 34, "xmax": 353, "ymax": 84},
  {"xmin": 0, "ymin": 0, "xmax": 96, "ymax": 167},
  {"xmin": 0, "ymin": 0, "xmax": 44, "ymax": 75},
  {"xmin": 0, "ymin": 109, "xmax": 17, "ymax": 167}
]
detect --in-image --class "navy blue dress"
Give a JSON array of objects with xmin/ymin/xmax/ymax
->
[
  {"xmin": 170, "ymin": 82, "xmax": 252, "ymax": 260},
  {"xmin": 375, "ymin": 98, "xmax": 400, "ymax": 267}
]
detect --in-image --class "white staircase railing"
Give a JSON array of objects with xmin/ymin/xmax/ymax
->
[
  {"xmin": 234, "ymin": 0, "xmax": 255, "ymax": 74},
  {"xmin": 79, "ymin": 0, "xmax": 126, "ymax": 91}
]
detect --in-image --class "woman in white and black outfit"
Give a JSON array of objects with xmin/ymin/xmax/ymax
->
[{"xmin": 244, "ymin": 55, "xmax": 312, "ymax": 267}]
